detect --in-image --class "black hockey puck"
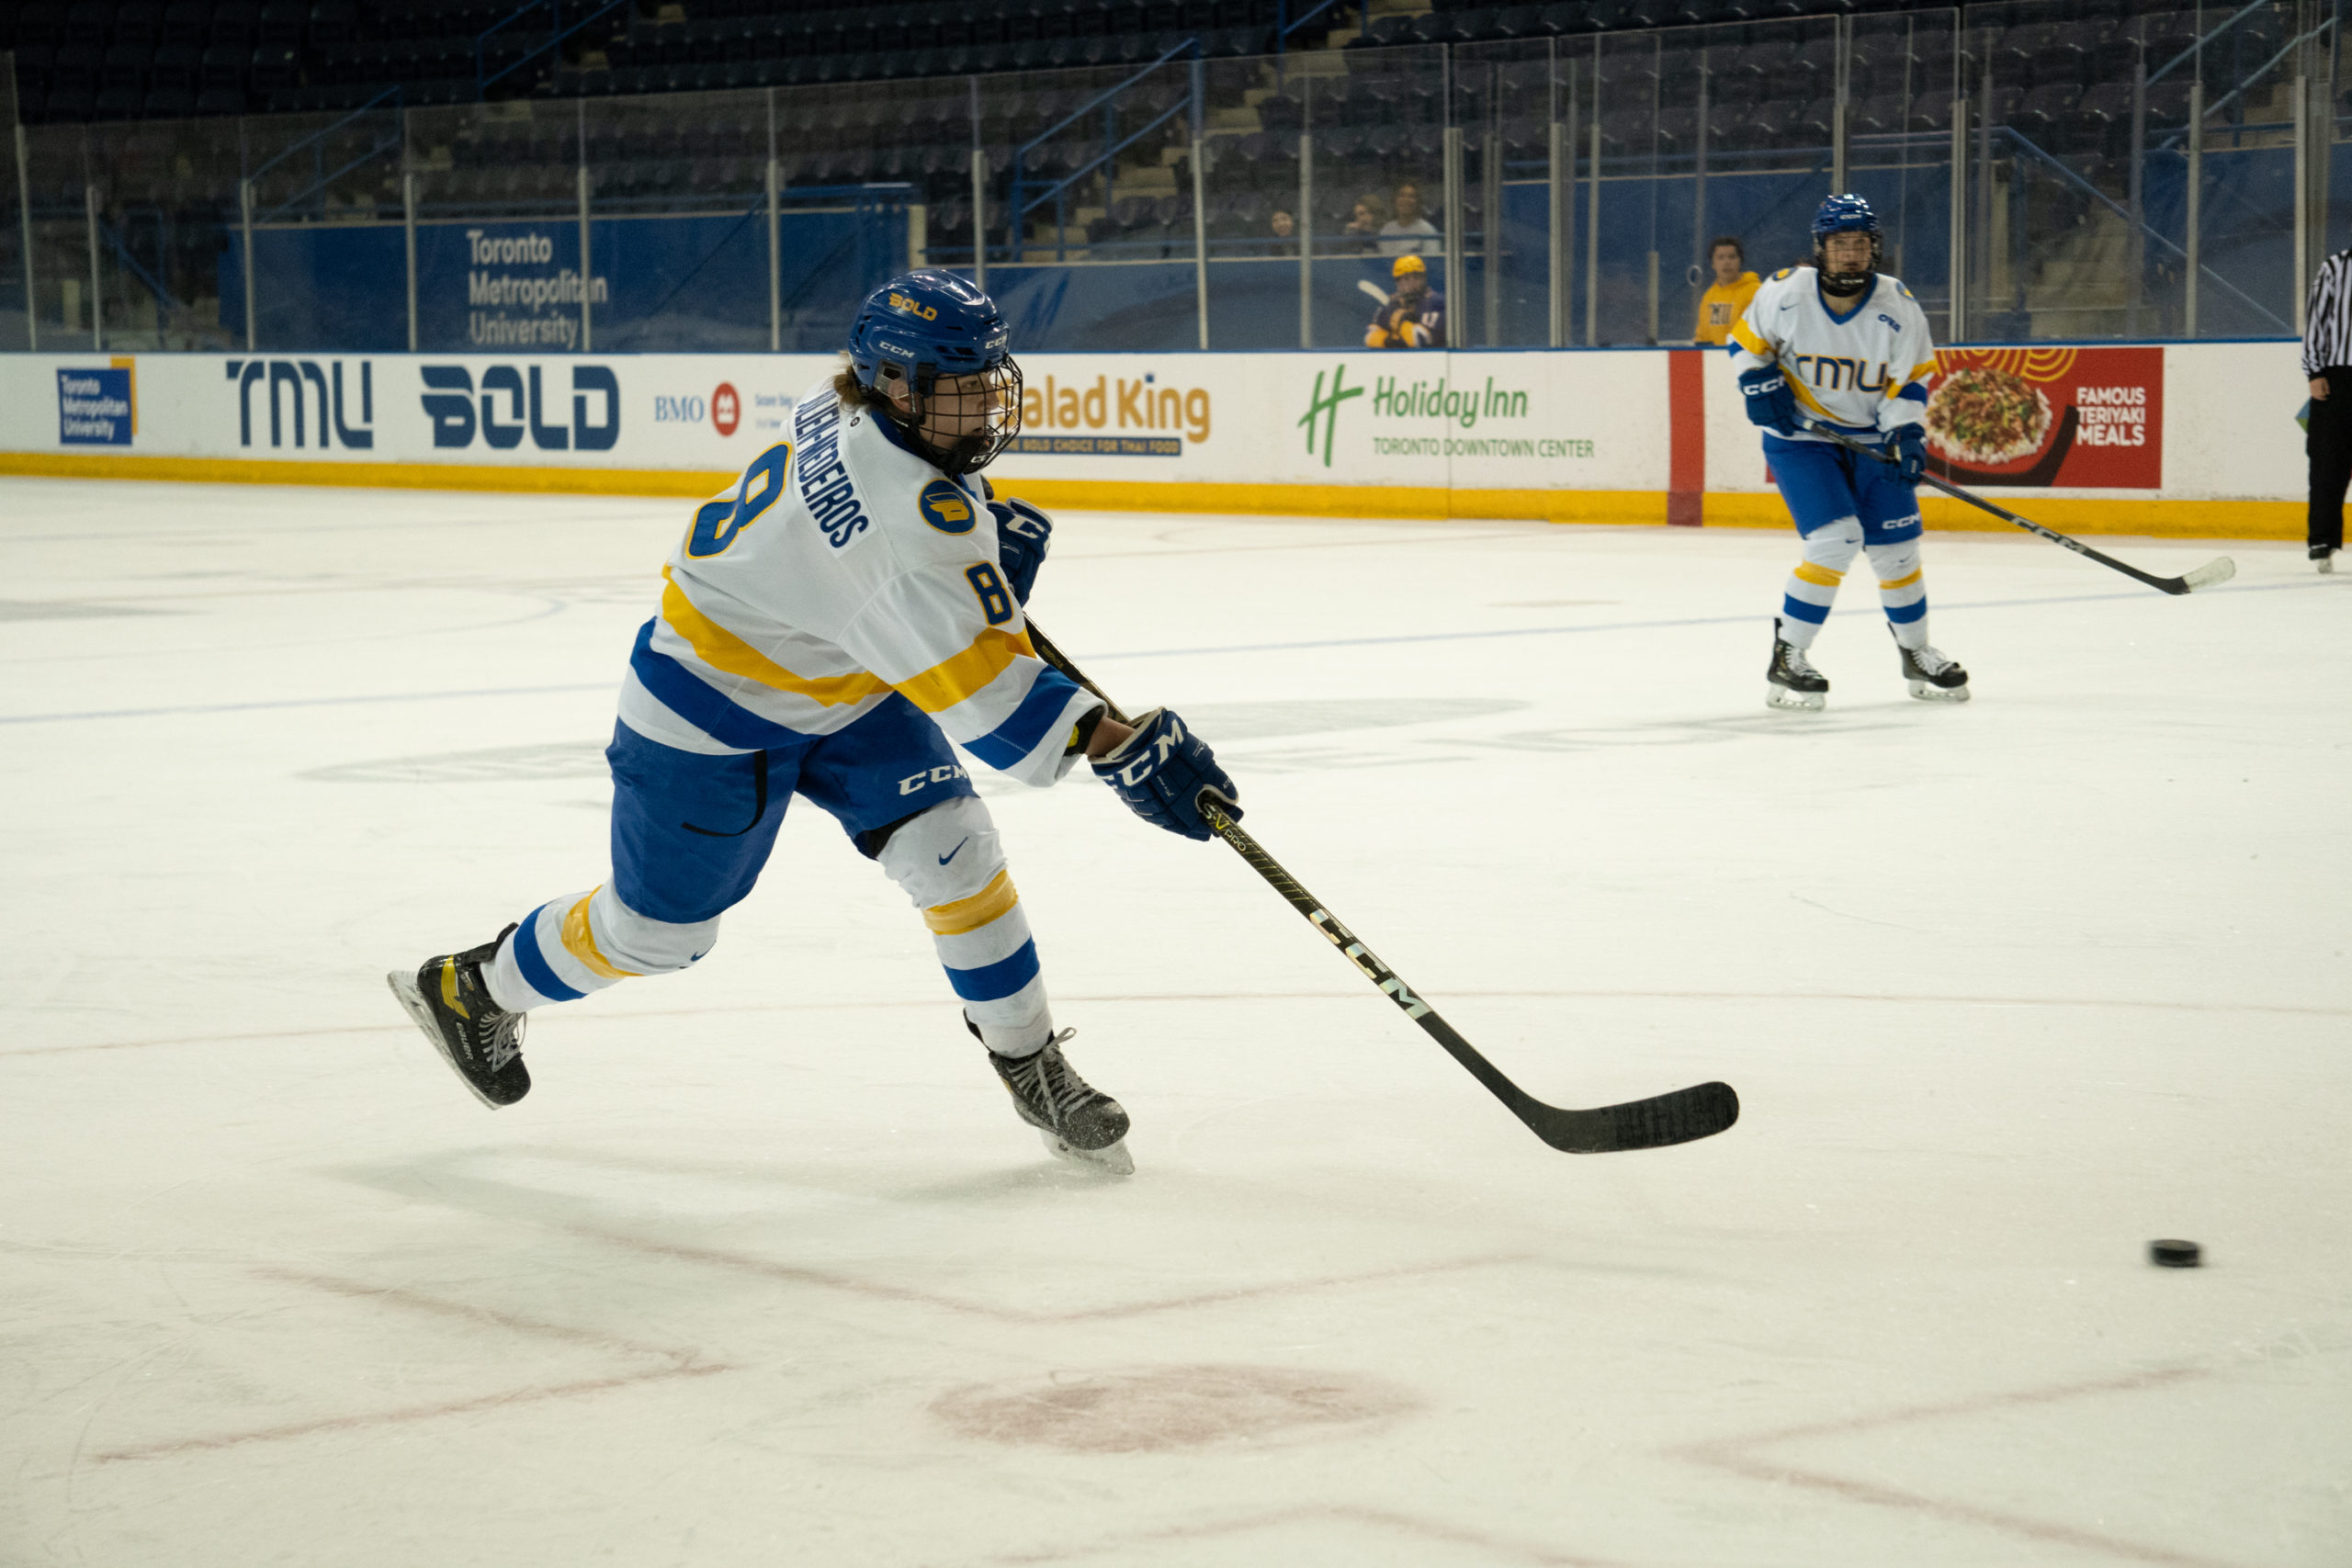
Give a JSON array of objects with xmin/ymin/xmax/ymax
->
[{"xmin": 2149, "ymin": 1239, "xmax": 2202, "ymax": 1269}]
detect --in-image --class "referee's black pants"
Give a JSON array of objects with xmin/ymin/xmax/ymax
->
[{"xmin": 2309, "ymin": 366, "xmax": 2352, "ymax": 553}]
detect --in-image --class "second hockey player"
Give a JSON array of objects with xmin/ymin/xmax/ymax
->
[{"xmin": 1730, "ymin": 194, "xmax": 1971, "ymax": 711}]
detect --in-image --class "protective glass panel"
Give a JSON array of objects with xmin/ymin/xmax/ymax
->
[
  {"xmin": 0, "ymin": 56, "xmax": 25, "ymax": 351},
  {"xmin": 235, "ymin": 103, "xmax": 406, "ymax": 351},
  {"xmin": 0, "ymin": 16, "xmax": 2328, "ymax": 356}
]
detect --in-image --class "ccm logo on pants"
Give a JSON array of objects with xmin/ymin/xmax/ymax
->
[{"xmin": 899, "ymin": 764, "xmax": 971, "ymax": 795}]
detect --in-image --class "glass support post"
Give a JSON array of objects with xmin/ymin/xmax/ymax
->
[
  {"xmin": 2129, "ymin": 55, "xmax": 2146, "ymax": 335},
  {"xmin": 240, "ymin": 175, "xmax": 255, "ymax": 351},
  {"xmin": 1298, "ymin": 127, "xmax": 1313, "ymax": 347},
  {"xmin": 14, "ymin": 122, "xmax": 34, "ymax": 351},
  {"xmin": 1831, "ymin": 17, "xmax": 1849, "ymax": 191},
  {"xmin": 402, "ymin": 167, "xmax": 418, "ymax": 352},
  {"xmin": 84, "ymin": 178, "xmax": 101, "ymax": 351},
  {"xmin": 1191, "ymin": 57, "xmax": 1207, "ymax": 351},
  {"xmin": 1548, "ymin": 116, "xmax": 1566, "ymax": 346},
  {"xmin": 1949, "ymin": 95, "xmax": 1968, "ymax": 342},
  {"xmin": 767, "ymin": 88, "xmax": 781, "ymax": 348},
  {"xmin": 1585, "ymin": 105, "xmax": 1600, "ymax": 346},
  {"xmin": 576, "ymin": 99, "xmax": 592, "ymax": 353},
  {"xmin": 2186, "ymin": 77, "xmax": 2202, "ymax": 336},
  {"xmin": 970, "ymin": 75, "xmax": 987, "ymax": 284}
]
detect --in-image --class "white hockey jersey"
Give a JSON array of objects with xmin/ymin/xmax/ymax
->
[
  {"xmin": 616, "ymin": 378, "xmax": 1101, "ymax": 787},
  {"xmin": 1728, "ymin": 266, "xmax": 1939, "ymax": 444}
]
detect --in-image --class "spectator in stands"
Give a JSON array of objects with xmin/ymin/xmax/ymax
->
[
  {"xmin": 1379, "ymin": 183, "xmax": 1440, "ymax": 256},
  {"xmin": 1366, "ymin": 254, "xmax": 1444, "ymax": 349},
  {"xmin": 1267, "ymin": 208, "xmax": 1299, "ymax": 257},
  {"xmin": 1342, "ymin": 195, "xmax": 1387, "ymax": 254},
  {"xmin": 1692, "ymin": 235, "xmax": 1760, "ymax": 346}
]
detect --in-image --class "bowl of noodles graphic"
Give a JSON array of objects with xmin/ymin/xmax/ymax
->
[{"xmin": 1925, "ymin": 367, "xmax": 2054, "ymax": 467}]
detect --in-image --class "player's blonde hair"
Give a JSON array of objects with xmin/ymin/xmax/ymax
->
[{"xmin": 833, "ymin": 353, "xmax": 897, "ymax": 413}]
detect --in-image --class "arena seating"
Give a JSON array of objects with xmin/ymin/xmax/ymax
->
[{"xmin": 3, "ymin": 0, "xmax": 2222, "ymax": 126}]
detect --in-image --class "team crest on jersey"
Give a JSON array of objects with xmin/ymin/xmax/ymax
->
[{"xmin": 917, "ymin": 479, "xmax": 977, "ymax": 534}]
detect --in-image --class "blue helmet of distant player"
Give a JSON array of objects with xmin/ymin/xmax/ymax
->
[
  {"xmin": 845, "ymin": 270, "xmax": 1023, "ymax": 476},
  {"xmin": 1811, "ymin": 193, "xmax": 1882, "ymax": 295}
]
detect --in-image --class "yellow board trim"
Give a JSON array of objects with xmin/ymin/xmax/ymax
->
[
  {"xmin": 924, "ymin": 869, "xmax": 1020, "ymax": 936},
  {"xmin": 0, "ymin": 450, "xmax": 738, "ymax": 496},
  {"xmin": 560, "ymin": 889, "xmax": 640, "ymax": 981},
  {"xmin": 1878, "ymin": 567, "xmax": 1924, "ymax": 591},
  {"xmin": 1, "ymin": 453, "xmax": 2301, "ymax": 540},
  {"xmin": 1792, "ymin": 561, "xmax": 1845, "ymax": 588},
  {"xmin": 659, "ymin": 566, "xmax": 889, "ymax": 706},
  {"xmin": 896, "ymin": 626, "xmax": 1035, "ymax": 716}
]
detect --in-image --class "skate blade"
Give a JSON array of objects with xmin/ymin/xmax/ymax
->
[
  {"xmin": 1766, "ymin": 684, "xmax": 1826, "ymax": 711},
  {"xmin": 1905, "ymin": 681, "xmax": 1972, "ymax": 703},
  {"xmin": 1040, "ymin": 1129, "xmax": 1135, "ymax": 1176},
  {"xmin": 385, "ymin": 970, "xmax": 510, "ymax": 1111}
]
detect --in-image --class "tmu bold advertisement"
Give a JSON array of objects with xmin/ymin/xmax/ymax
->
[{"xmin": 1922, "ymin": 346, "xmax": 2163, "ymax": 489}]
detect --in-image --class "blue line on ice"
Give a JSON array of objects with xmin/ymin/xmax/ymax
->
[{"xmin": 0, "ymin": 577, "xmax": 2324, "ymax": 728}]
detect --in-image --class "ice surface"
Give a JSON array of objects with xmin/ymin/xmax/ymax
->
[{"xmin": 2, "ymin": 477, "xmax": 2347, "ymax": 1567}]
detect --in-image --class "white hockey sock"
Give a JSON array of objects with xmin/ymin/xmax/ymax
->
[
  {"xmin": 878, "ymin": 797, "xmax": 1054, "ymax": 1055},
  {"xmin": 1867, "ymin": 540, "xmax": 1929, "ymax": 650},
  {"xmin": 483, "ymin": 883, "xmax": 715, "ymax": 1010}
]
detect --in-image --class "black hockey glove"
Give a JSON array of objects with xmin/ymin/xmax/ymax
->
[
  {"xmin": 989, "ymin": 498, "xmax": 1052, "ymax": 604},
  {"xmin": 1091, "ymin": 707, "xmax": 1240, "ymax": 842},
  {"xmin": 1738, "ymin": 366, "xmax": 1799, "ymax": 437},
  {"xmin": 1891, "ymin": 423, "xmax": 1927, "ymax": 483}
]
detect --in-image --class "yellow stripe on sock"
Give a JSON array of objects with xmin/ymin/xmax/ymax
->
[
  {"xmin": 1793, "ymin": 561, "xmax": 1845, "ymax": 588},
  {"xmin": 561, "ymin": 889, "xmax": 641, "ymax": 980},
  {"xmin": 925, "ymin": 869, "xmax": 1019, "ymax": 935},
  {"xmin": 1878, "ymin": 568, "xmax": 1923, "ymax": 591}
]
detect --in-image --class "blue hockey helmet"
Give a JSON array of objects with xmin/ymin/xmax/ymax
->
[
  {"xmin": 1811, "ymin": 193, "xmax": 1882, "ymax": 293},
  {"xmin": 845, "ymin": 270, "xmax": 1023, "ymax": 475}
]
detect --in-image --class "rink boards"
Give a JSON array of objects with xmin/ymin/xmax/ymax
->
[{"xmin": 0, "ymin": 340, "xmax": 2306, "ymax": 537}]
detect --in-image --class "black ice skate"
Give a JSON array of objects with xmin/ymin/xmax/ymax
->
[
  {"xmin": 1766, "ymin": 617, "xmax": 1829, "ymax": 711},
  {"xmin": 1894, "ymin": 630, "xmax": 1971, "ymax": 703},
  {"xmin": 988, "ymin": 1028, "xmax": 1134, "ymax": 1175},
  {"xmin": 2313, "ymin": 544, "xmax": 2337, "ymax": 574},
  {"xmin": 386, "ymin": 925, "xmax": 531, "ymax": 1108}
]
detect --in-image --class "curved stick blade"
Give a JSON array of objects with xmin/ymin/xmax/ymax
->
[
  {"xmin": 1518, "ymin": 1080, "xmax": 1742, "ymax": 1154},
  {"xmin": 2179, "ymin": 557, "xmax": 2237, "ymax": 592}
]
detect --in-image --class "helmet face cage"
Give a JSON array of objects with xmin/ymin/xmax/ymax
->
[
  {"xmin": 1812, "ymin": 194, "xmax": 1882, "ymax": 294},
  {"xmin": 885, "ymin": 355, "xmax": 1024, "ymax": 478}
]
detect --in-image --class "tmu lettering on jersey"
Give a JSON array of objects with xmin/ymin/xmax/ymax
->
[
  {"xmin": 1792, "ymin": 355, "xmax": 1894, "ymax": 394},
  {"xmin": 791, "ymin": 393, "xmax": 870, "ymax": 548},
  {"xmin": 419, "ymin": 364, "xmax": 619, "ymax": 451}
]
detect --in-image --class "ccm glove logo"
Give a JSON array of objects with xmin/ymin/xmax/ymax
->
[
  {"xmin": 1740, "ymin": 371, "xmax": 1785, "ymax": 398},
  {"xmin": 1113, "ymin": 713, "xmax": 1189, "ymax": 786},
  {"xmin": 1092, "ymin": 707, "xmax": 1239, "ymax": 842}
]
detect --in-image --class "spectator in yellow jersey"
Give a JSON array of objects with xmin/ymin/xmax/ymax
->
[
  {"xmin": 1692, "ymin": 236, "xmax": 1760, "ymax": 345},
  {"xmin": 1365, "ymin": 254, "xmax": 1446, "ymax": 347}
]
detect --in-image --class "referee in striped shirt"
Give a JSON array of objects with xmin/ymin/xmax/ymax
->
[{"xmin": 2304, "ymin": 246, "xmax": 2352, "ymax": 571}]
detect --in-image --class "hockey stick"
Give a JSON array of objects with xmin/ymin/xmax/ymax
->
[
  {"xmin": 1024, "ymin": 621, "xmax": 1739, "ymax": 1155},
  {"xmin": 1798, "ymin": 419, "xmax": 2236, "ymax": 595}
]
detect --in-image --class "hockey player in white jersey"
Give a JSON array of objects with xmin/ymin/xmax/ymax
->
[
  {"xmin": 1730, "ymin": 194, "xmax": 1970, "ymax": 710},
  {"xmin": 386, "ymin": 272, "xmax": 1239, "ymax": 1174}
]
